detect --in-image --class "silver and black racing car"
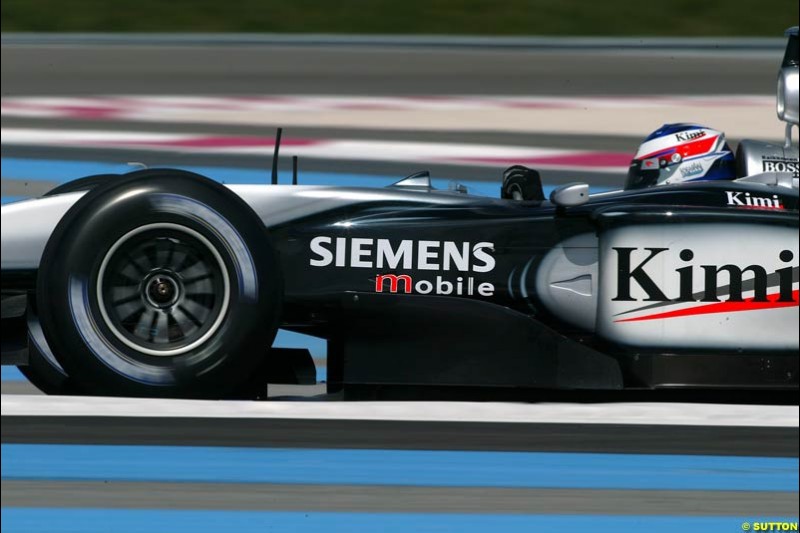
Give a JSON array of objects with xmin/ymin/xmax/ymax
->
[{"xmin": 2, "ymin": 29, "xmax": 798, "ymax": 399}]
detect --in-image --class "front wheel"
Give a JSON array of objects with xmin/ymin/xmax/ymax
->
[{"xmin": 37, "ymin": 170, "xmax": 282, "ymax": 398}]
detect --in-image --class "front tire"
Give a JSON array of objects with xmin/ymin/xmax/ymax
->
[
  {"xmin": 37, "ymin": 170, "xmax": 282, "ymax": 398},
  {"xmin": 19, "ymin": 301, "xmax": 81, "ymax": 395}
]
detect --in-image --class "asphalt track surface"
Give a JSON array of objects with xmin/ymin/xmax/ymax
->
[
  {"xmin": 4, "ymin": 481, "xmax": 795, "ymax": 515},
  {"xmin": 1, "ymin": 41, "xmax": 798, "ymax": 530},
  {"xmin": 0, "ymin": 43, "xmax": 781, "ymax": 97},
  {"xmin": 2, "ymin": 410, "xmax": 797, "ymax": 456}
]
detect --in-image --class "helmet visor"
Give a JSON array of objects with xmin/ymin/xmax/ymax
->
[{"xmin": 625, "ymin": 159, "xmax": 678, "ymax": 189}]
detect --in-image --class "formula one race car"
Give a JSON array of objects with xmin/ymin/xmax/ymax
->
[{"xmin": 1, "ymin": 29, "xmax": 798, "ymax": 399}]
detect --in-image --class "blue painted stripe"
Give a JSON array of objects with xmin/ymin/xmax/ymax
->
[
  {"xmin": 3, "ymin": 510, "xmax": 797, "ymax": 533},
  {"xmin": 1, "ymin": 196, "xmax": 26, "ymax": 205},
  {"xmin": 2, "ymin": 445, "xmax": 796, "ymax": 491},
  {"xmin": 1, "ymin": 367, "xmax": 25, "ymax": 382},
  {"xmin": 3, "ymin": 158, "xmax": 138, "ymax": 180},
  {"xmin": 273, "ymin": 330, "xmax": 326, "ymax": 359}
]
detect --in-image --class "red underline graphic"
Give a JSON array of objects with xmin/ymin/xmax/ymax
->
[{"xmin": 616, "ymin": 290, "xmax": 799, "ymax": 323}]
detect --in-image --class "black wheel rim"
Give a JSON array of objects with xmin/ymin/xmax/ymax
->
[{"xmin": 96, "ymin": 223, "xmax": 230, "ymax": 356}]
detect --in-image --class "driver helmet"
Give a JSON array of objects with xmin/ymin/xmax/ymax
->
[{"xmin": 625, "ymin": 123, "xmax": 737, "ymax": 189}]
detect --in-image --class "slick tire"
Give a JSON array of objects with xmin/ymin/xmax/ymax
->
[
  {"xmin": 18, "ymin": 300, "xmax": 81, "ymax": 396},
  {"xmin": 26, "ymin": 172, "xmax": 143, "ymax": 395},
  {"xmin": 37, "ymin": 169, "xmax": 282, "ymax": 398}
]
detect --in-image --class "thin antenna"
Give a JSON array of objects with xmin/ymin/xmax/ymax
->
[
  {"xmin": 271, "ymin": 127, "xmax": 283, "ymax": 185},
  {"xmin": 292, "ymin": 155, "xmax": 298, "ymax": 186}
]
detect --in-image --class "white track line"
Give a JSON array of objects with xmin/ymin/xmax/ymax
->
[{"xmin": 1, "ymin": 394, "xmax": 796, "ymax": 427}]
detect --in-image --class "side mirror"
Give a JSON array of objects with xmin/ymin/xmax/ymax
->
[
  {"xmin": 777, "ymin": 67, "xmax": 799, "ymax": 126},
  {"xmin": 550, "ymin": 182, "xmax": 589, "ymax": 207},
  {"xmin": 778, "ymin": 27, "xmax": 799, "ymax": 133}
]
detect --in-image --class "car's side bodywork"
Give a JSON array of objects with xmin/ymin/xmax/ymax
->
[{"xmin": 3, "ymin": 178, "xmax": 798, "ymax": 391}]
